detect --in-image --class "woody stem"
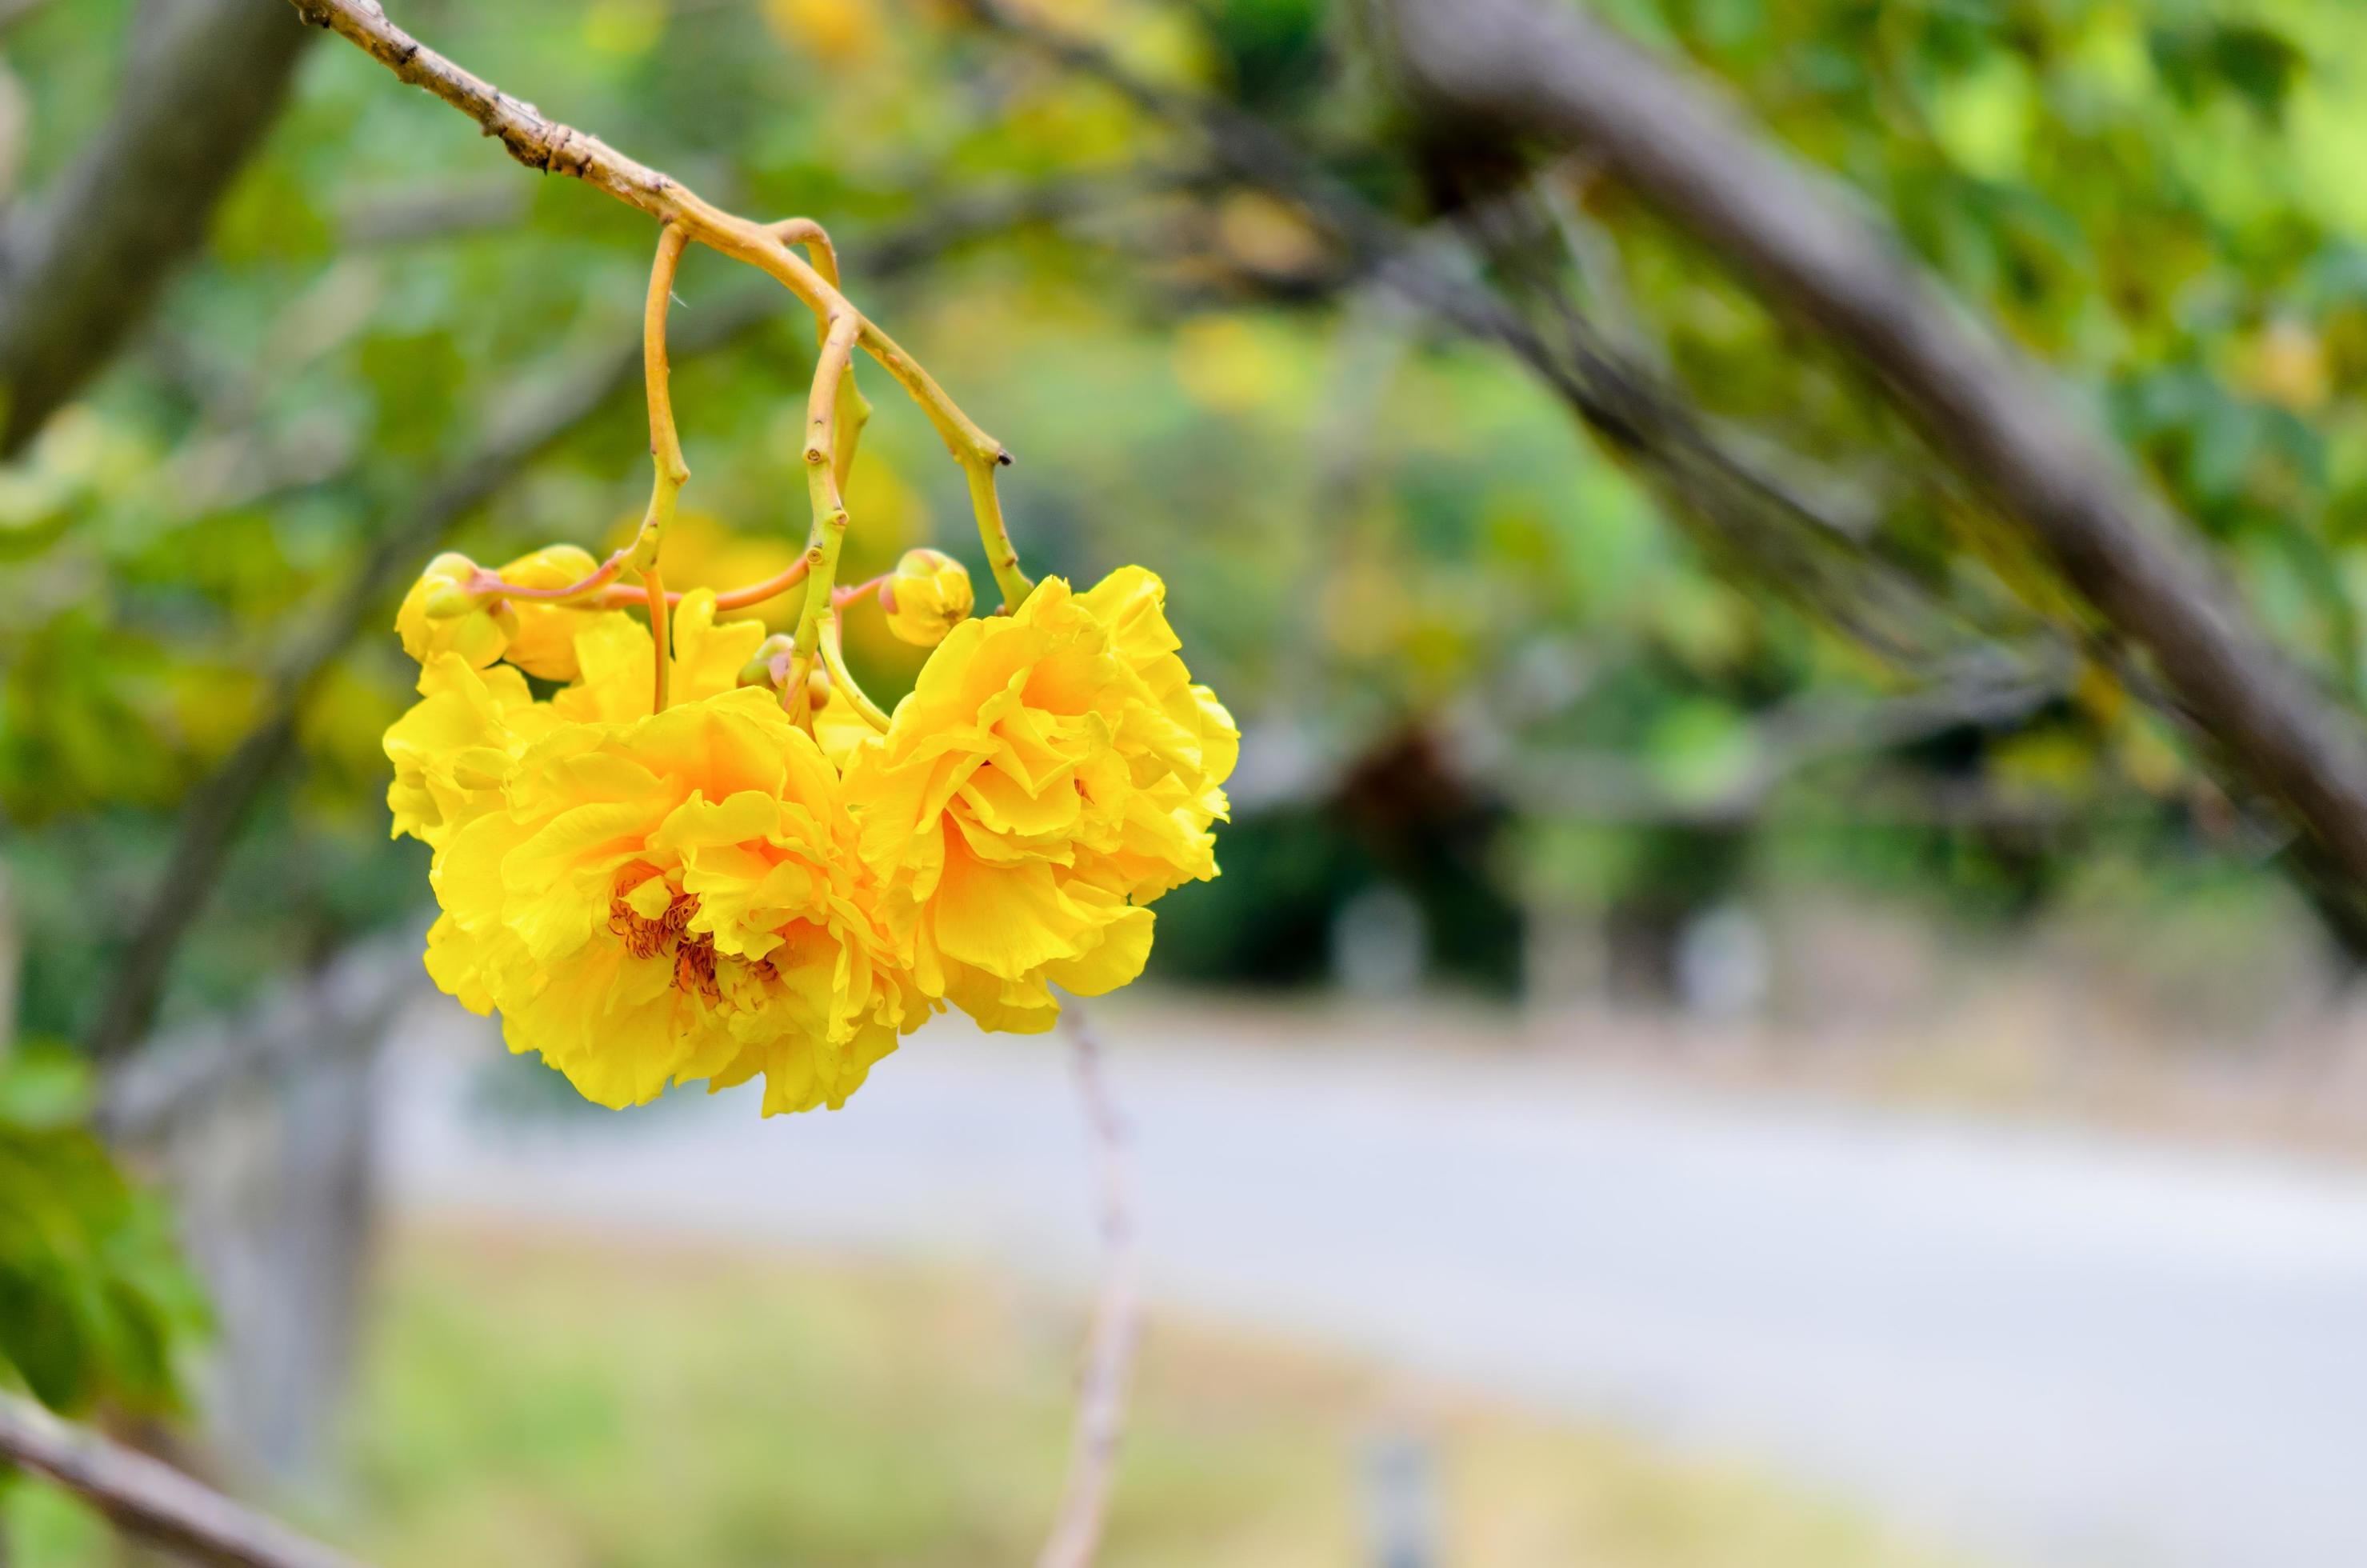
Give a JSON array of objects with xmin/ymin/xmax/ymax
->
[
  {"xmin": 282, "ymin": 0, "xmax": 1032, "ymax": 607},
  {"xmin": 792, "ymin": 313, "xmax": 862, "ymax": 669},
  {"xmin": 819, "ymin": 614, "xmax": 893, "ymax": 732},
  {"xmin": 773, "ymin": 218, "xmax": 873, "ymax": 494}
]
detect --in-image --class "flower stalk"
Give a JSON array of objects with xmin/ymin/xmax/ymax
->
[
  {"xmin": 285, "ymin": 0, "xmax": 1035, "ymax": 614},
  {"xmin": 633, "ymin": 222, "xmax": 694, "ymax": 713},
  {"xmin": 818, "ymin": 613, "xmax": 893, "ymax": 732}
]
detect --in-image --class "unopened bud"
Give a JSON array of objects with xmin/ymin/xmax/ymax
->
[
  {"xmin": 415, "ymin": 553, "xmax": 486, "ymax": 619},
  {"xmin": 882, "ymin": 548, "xmax": 974, "ymax": 648},
  {"xmin": 396, "ymin": 553, "xmax": 509, "ymax": 668},
  {"xmin": 420, "ymin": 581, "xmax": 482, "ymax": 620},
  {"xmin": 738, "ymin": 634, "xmax": 797, "ymax": 690}
]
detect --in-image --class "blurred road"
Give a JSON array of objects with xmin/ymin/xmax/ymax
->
[{"xmin": 382, "ymin": 999, "xmax": 2367, "ymax": 1568}]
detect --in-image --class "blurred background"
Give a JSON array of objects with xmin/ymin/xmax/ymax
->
[{"xmin": 9, "ymin": 0, "xmax": 2367, "ymax": 1563}]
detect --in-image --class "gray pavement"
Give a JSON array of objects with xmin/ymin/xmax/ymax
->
[{"xmin": 381, "ymin": 1000, "xmax": 2367, "ymax": 1568}]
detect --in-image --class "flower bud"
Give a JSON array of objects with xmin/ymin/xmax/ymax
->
[
  {"xmin": 419, "ymin": 581, "xmax": 482, "ymax": 621},
  {"xmin": 738, "ymin": 634, "xmax": 797, "ymax": 690},
  {"xmin": 397, "ymin": 554, "xmax": 510, "ymax": 669},
  {"xmin": 415, "ymin": 554, "xmax": 482, "ymax": 618},
  {"xmin": 880, "ymin": 548, "xmax": 974, "ymax": 647}
]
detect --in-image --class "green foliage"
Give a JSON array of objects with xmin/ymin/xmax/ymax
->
[
  {"xmin": 8, "ymin": 0, "xmax": 2367, "ymax": 1024},
  {"xmin": 0, "ymin": 1049, "xmax": 206, "ymax": 1417}
]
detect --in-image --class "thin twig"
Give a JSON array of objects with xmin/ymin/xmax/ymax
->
[
  {"xmin": 634, "ymin": 222, "xmax": 693, "ymax": 712},
  {"xmin": 0, "ymin": 1391, "xmax": 363, "ymax": 1568},
  {"xmin": 278, "ymin": 0, "xmax": 1035, "ymax": 609},
  {"xmin": 1037, "ymin": 1001, "xmax": 1142, "ymax": 1568}
]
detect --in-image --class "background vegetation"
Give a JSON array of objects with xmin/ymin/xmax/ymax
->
[{"xmin": 6, "ymin": 0, "xmax": 2367, "ymax": 1557}]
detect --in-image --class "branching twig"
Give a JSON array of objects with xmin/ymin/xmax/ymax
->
[
  {"xmin": 1037, "ymin": 1002, "xmax": 1142, "ymax": 1568},
  {"xmin": 280, "ymin": 0, "xmax": 1034, "ymax": 610},
  {"xmin": 0, "ymin": 1391, "xmax": 362, "ymax": 1568},
  {"xmin": 1503, "ymin": 653, "xmax": 2073, "ymax": 826}
]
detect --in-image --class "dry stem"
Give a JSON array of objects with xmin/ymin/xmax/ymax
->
[
  {"xmin": 1037, "ymin": 1002, "xmax": 1142, "ymax": 1568},
  {"xmin": 0, "ymin": 1391, "xmax": 362, "ymax": 1568}
]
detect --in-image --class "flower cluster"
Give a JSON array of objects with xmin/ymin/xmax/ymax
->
[{"xmin": 385, "ymin": 554, "xmax": 1234, "ymax": 1116}]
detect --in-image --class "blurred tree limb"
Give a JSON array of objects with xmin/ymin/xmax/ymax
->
[
  {"xmin": 964, "ymin": 0, "xmax": 1986, "ymax": 672},
  {"xmin": 0, "ymin": 0, "xmax": 313, "ymax": 454},
  {"xmin": 82, "ymin": 332, "xmax": 669, "ymax": 1061},
  {"xmin": 1367, "ymin": 0, "xmax": 2367, "ymax": 893},
  {"xmin": 1502, "ymin": 652, "xmax": 2074, "ymax": 828},
  {"xmin": 0, "ymin": 1390, "xmax": 360, "ymax": 1567}
]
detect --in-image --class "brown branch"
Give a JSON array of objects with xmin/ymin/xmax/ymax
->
[
  {"xmin": 0, "ymin": 1390, "xmax": 362, "ymax": 1568},
  {"xmin": 1373, "ymin": 0, "xmax": 2367, "ymax": 890},
  {"xmin": 0, "ymin": 0, "xmax": 313, "ymax": 454},
  {"xmin": 278, "ymin": 0, "xmax": 1037, "ymax": 608},
  {"xmin": 1502, "ymin": 654, "xmax": 2073, "ymax": 827},
  {"xmin": 1038, "ymin": 1002, "xmax": 1142, "ymax": 1568}
]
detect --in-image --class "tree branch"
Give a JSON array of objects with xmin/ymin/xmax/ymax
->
[
  {"xmin": 0, "ymin": 1391, "xmax": 361, "ymax": 1568},
  {"xmin": 965, "ymin": 0, "xmax": 1991, "ymax": 669},
  {"xmin": 1503, "ymin": 654, "xmax": 2074, "ymax": 827},
  {"xmin": 1373, "ymin": 0, "xmax": 2367, "ymax": 890},
  {"xmin": 0, "ymin": 0, "xmax": 313, "ymax": 454},
  {"xmin": 278, "ymin": 0, "xmax": 1035, "ymax": 614}
]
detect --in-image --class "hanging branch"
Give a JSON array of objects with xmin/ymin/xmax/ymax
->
[
  {"xmin": 0, "ymin": 1391, "xmax": 363, "ymax": 1568},
  {"xmin": 279, "ymin": 0, "xmax": 1034, "ymax": 612}
]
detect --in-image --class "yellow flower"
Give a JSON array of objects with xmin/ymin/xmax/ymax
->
[
  {"xmin": 394, "ymin": 546, "xmax": 602, "ymax": 680},
  {"xmin": 879, "ymin": 548, "xmax": 974, "ymax": 648},
  {"xmin": 385, "ymin": 588, "xmax": 759, "ymax": 854},
  {"xmin": 843, "ymin": 568, "xmax": 1236, "ymax": 1032},
  {"xmin": 550, "ymin": 590, "xmax": 767, "ymax": 724},
  {"xmin": 383, "ymin": 654, "xmax": 566, "ymax": 854},
  {"xmin": 425, "ymin": 686, "xmax": 932, "ymax": 1115}
]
